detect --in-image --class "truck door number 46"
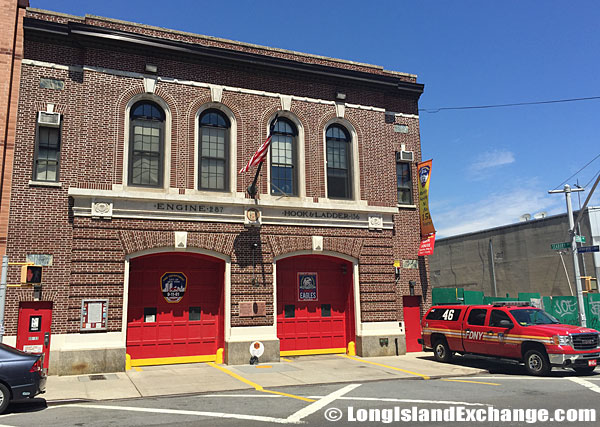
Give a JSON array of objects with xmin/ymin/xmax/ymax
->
[{"xmin": 441, "ymin": 309, "xmax": 455, "ymax": 320}]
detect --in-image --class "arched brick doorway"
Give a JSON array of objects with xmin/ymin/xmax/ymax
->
[
  {"xmin": 127, "ymin": 252, "xmax": 224, "ymax": 363},
  {"xmin": 277, "ymin": 255, "xmax": 355, "ymax": 355}
]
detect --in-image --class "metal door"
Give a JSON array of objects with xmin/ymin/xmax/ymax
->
[
  {"xmin": 16, "ymin": 302, "xmax": 52, "ymax": 369},
  {"xmin": 403, "ymin": 296, "xmax": 422, "ymax": 352}
]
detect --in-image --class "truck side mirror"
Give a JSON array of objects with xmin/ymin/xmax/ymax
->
[{"xmin": 498, "ymin": 319, "xmax": 514, "ymax": 328}]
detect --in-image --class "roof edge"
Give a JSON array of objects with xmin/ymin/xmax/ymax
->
[{"xmin": 26, "ymin": 8, "xmax": 418, "ymax": 79}]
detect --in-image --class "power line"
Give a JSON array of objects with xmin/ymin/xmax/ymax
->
[
  {"xmin": 582, "ymin": 170, "xmax": 600, "ymax": 189},
  {"xmin": 419, "ymin": 96, "xmax": 600, "ymax": 113},
  {"xmin": 552, "ymin": 152, "xmax": 600, "ymax": 190}
]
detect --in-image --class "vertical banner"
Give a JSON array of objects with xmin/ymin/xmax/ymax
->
[{"xmin": 417, "ymin": 159, "xmax": 435, "ymax": 238}]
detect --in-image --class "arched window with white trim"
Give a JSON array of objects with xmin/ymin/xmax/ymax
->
[
  {"xmin": 270, "ymin": 118, "xmax": 298, "ymax": 196},
  {"xmin": 129, "ymin": 101, "xmax": 165, "ymax": 187},
  {"xmin": 326, "ymin": 124, "xmax": 352, "ymax": 199},
  {"xmin": 199, "ymin": 109, "xmax": 230, "ymax": 191}
]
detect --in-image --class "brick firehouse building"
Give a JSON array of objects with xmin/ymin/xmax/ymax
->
[{"xmin": 0, "ymin": 2, "xmax": 430, "ymax": 375}]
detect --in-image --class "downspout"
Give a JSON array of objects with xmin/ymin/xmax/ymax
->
[{"xmin": 489, "ymin": 238, "xmax": 497, "ymax": 297}]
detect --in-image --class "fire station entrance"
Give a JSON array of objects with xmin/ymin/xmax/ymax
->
[
  {"xmin": 277, "ymin": 255, "xmax": 355, "ymax": 356},
  {"xmin": 126, "ymin": 252, "xmax": 224, "ymax": 365}
]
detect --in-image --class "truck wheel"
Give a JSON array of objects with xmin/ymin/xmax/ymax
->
[
  {"xmin": 433, "ymin": 338, "xmax": 453, "ymax": 363},
  {"xmin": 573, "ymin": 366, "xmax": 596, "ymax": 375},
  {"xmin": 0, "ymin": 383, "xmax": 10, "ymax": 414},
  {"xmin": 524, "ymin": 349, "xmax": 551, "ymax": 376}
]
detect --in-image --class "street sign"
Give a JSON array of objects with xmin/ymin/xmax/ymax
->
[
  {"xmin": 551, "ymin": 242, "xmax": 572, "ymax": 250},
  {"xmin": 575, "ymin": 235, "xmax": 586, "ymax": 243},
  {"xmin": 577, "ymin": 245, "xmax": 599, "ymax": 253}
]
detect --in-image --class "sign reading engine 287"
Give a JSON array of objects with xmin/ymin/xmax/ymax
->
[{"xmin": 161, "ymin": 272, "xmax": 187, "ymax": 303}]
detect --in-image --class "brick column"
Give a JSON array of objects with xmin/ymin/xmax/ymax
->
[{"xmin": 0, "ymin": 0, "xmax": 28, "ymax": 256}]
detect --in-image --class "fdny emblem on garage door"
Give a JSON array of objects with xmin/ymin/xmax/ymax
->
[
  {"xmin": 298, "ymin": 272, "xmax": 318, "ymax": 301},
  {"xmin": 161, "ymin": 272, "xmax": 187, "ymax": 303}
]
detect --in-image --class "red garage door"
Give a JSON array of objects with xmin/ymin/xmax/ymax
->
[
  {"xmin": 127, "ymin": 252, "xmax": 224, "ymax": 363},
  {"xmin": 277, "ymin": 255, "xmax": 354, "ymax": 355}
]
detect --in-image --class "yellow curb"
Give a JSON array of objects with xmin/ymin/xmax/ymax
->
[
  {"xmin": 441, "ymin": 379, "xmax": 500, "ymax": 386},
  {"xmin": 280, "ymin": 357, "xmax": 293, "ymax": 362},
  {"xmin": 206, "ymin": 362, "xmax": 315, "ymax": 402},
  {"xmin": 338, "ymin": 354, "xmax": 431, "ymax": 380}
]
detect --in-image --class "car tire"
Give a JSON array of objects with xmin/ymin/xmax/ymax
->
[
  {"xmin": 573, "ymin": 366, "xmax": 596, "ymax": 375},
  {"xmin": 0, "ymin": 383, "xmax": 10, "ymax": 415},
  {"xmin": 433, "ymin": 338, "xmax": 453, "ymax": 363},
  {"xmin": 524, "ymin": 349, "xmax": 551, "ymax": 376}
]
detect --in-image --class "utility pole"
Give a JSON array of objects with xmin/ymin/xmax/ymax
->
[{"xmin": 548, "ymin": 184, "xmax": 586, "ymax": 327}]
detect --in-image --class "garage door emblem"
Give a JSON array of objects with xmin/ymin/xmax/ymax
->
[
  {"xmin": 298, "ymin": 272, "xmax": 318, "ymax": 301},
  {"xmin": 161, "ymin": 272, "xmax": 188, "ymax": 303}
]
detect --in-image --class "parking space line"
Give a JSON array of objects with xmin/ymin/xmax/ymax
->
[
  {"xmin": 441, "ymin": 379, "xmax": 500, "ymax": 386},
  {"xmin": 338, "ymin": 354, "xmax": 430, "ymax": 380},
  {"xmin": 206, "ymin": 362, "xmax": 315, "ymax": 403},
  {"xmin": 286, "ymin": 383, "xmax": 361, "ymax": 423},
  {"xmin": 133, "ymin": 367, "xmax": 143, "ymax": 372},
  {"xmin": 280, "ymin": 357, "xmax": 293, "ymax": 362},
  {"xmin": 73, "ymin": 403, "xmax": 294, "ymax": 424},
  {"xmin": 569, "ymin": 377, "xmax": 600, "ymax": 394}
]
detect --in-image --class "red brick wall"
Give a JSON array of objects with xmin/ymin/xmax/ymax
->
[
  {"xmin": 0, "ymin": 0, "xmax": 28, "ymax": 257},
  {"xmin": 3, "ymin": 10, "xmax": 429, "ymax": 336}
]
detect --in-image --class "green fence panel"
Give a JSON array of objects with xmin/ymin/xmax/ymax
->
[
  {"xmin": 542, "ymin": 296, "xmax": 552, "ymax": 313},
  {"xmin": 432, "ymin": 288, "xmax": 464, "ymax": 305},
  {"xmin": 550, "ymin": 296, "xmax": 579, "ymax": 326},
  {"xmin": 585, "ymin": 293, "xmax": 600, "ymax": 331},
  {"xmin": 483, "ymin": 296, "xmax": 518, "ymax": 304},
  {"xmin": 518, "ymin": 292, "xmax": 541, "ymax": 301},
  {"xmin": 464, "ymin": 291, "xmax": 484, "ymax": 305}
]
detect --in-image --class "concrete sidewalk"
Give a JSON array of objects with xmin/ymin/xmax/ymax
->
[{"xmin": 43, "ymin": 352, "xmax": 486, "ymax": 402}]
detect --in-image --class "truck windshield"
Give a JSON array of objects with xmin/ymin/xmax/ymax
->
[{"xmin": 510, "ymin": 309, "xmax": 560, "ymax": 326}]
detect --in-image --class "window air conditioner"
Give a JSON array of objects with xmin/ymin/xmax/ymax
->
[
  {"xmin": 37, "ymin": 111, "xmax": 61, "ymax": 127},
  {"xmin": 395, "ymin": 150, "xmax": 414, "ymax": 162}
]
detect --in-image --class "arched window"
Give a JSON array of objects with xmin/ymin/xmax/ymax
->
[
  {"xmin": 199, "ymin": 110, "xmax": 230, "ymax": 191},
  {"xmin": 270, "ymin": 118, "xmax": 297, "ymax": 196},
  {"xmin": 326, "ymin": 124, "xmax": 351, "ymax": 199},
  {"xmin": 129, "ymin": 101, "xmax": 165, "ymax": 187}
]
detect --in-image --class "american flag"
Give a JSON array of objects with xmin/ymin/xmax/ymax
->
[{"xmin": 239, "ymin": 116, "xmax": 278, "ymax": 174}]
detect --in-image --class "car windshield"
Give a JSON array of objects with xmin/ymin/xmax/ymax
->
[{"xmin": 510, "ymin": 309, "xmax": 560, "ymax": 326}]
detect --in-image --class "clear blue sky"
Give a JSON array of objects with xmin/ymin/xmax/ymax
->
[{"xmin": 31, "ymin": 0, "xmax": 600, "ymax": 237}]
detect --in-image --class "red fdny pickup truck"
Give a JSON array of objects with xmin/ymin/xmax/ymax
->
[{"xmin": 419, "ymin": 302, "xmax": 600, "ymax": 376}]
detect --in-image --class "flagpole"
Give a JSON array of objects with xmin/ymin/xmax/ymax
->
[
  {"xmin": 246, "ymin": 114, "xmax": 278, "ymax": 199},
  {"xmin": 247, "ymin": 162, "xmax": 263, "ymax": 199}
]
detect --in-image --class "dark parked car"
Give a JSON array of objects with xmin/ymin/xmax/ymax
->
[{"xmin": 0, "ymin": 343, "xmax": 46, "ymax": 414}]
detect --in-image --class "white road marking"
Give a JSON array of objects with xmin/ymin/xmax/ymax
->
[
  {"xmin": 569, "ymin": 377, "xmax": 600, "ymax": 394},
  {"xmin": 286, "ymin": 383, "xmax": 361, "ymax": 423},
  {"xmin": 199, "ymin": 393, "xmax": 487, "ymax": 406},
  {"xmin": 73, "ymin": 403, "xmax": 298, "ymax": 424},
  {"xmin": 311, "ymin": 396, "xmax": 487, "ymax": 407}
]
